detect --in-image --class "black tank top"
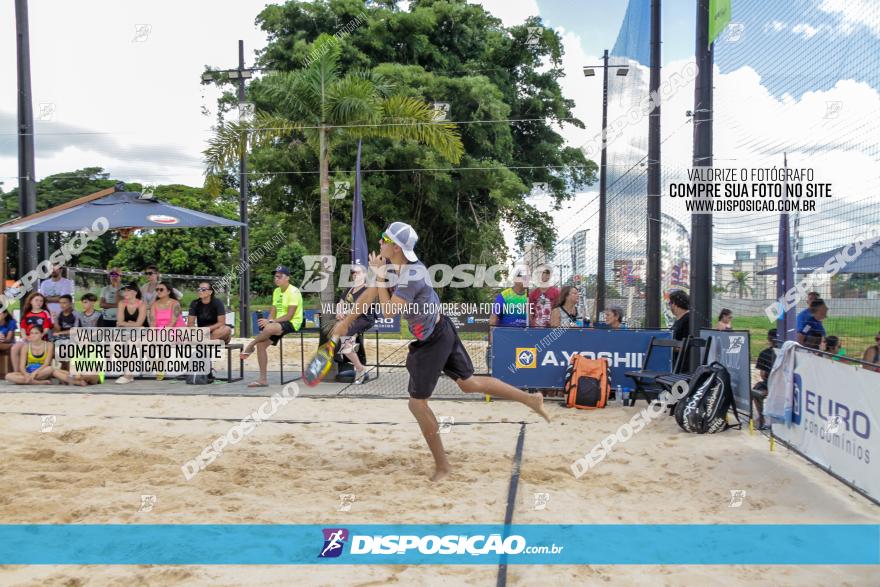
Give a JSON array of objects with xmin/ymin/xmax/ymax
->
[{"xmin": 123, "ymin": 303, "xmax": 140, "ymax": 323}]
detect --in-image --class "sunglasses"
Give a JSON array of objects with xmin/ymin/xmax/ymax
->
[
  {"xmin": 380, "ymin": 232, "xmax": 394, "ymax": 244},
  {"xmin": 109, "ymin": 272, "xmax": 120, "ymax": 277},
  {"xmin": 197, "ymin": 287, "xmax": 211, "ymax": 292},
  {"xmin": 156, "ymin": 287, "xmax": 167, "ymax": 292},
  {"xmin": 144, "ymin": 271, "xmax": 156, "ymax": 276}
]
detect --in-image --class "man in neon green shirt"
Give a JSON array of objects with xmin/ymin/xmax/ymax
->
[{"xmin": 241, "ymin": 265, "xmax": 303, "ymax": 387}]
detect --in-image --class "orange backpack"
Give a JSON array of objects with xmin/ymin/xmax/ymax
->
[{"xmin": 563, "ymin": 354, "xmax": 610, "ymax": 409}]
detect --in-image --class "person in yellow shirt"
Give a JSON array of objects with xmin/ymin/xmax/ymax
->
[{"xmin": 241, "ymin": 265, "xmax": 303, "ymax": 387}]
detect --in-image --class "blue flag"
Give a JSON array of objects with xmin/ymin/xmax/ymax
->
[
  {"xmin": 776, "ymin": 154, "xmax": 797, "ymax": 342},
  {"xmin": 351, "ymin": 140, "xmax": 368, "ymax": 268}
]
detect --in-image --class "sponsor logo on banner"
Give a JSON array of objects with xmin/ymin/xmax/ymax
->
[
  {"xmin": 792, "ymin": 373, "xmax": 802, "ymax": 425},
  {"xmin": 147, "ymin": 214, "xmax": 179, "ymax": 225},
  {"xmin": 727, "ymin": 336, "xmax": 745, "ymax": 354},
  {"xmin": 515, "ymin": 348, "xmax": 537, "ymax": 369},
  {"xmin": 319, "ymin": 528, "xmax": 349, "ymax": 558}
]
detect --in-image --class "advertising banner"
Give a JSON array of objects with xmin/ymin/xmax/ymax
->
[
  {"xmin": 491, "ymin": 328, "xmax": 672, "ymax": 389},
  {"xmin": 772, "ymin": 350, "xmax": 879, "ymax": 502}
]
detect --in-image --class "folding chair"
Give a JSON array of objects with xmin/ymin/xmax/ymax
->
[
  {"xmin": 655, "ymin": 337, "xmax": 713, "ymax": 413},
  {"xmin": 624, "ymin": 336, "xmax": 688, "ymax": 406}
]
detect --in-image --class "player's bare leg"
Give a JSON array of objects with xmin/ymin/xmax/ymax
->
[
  {"xmin": 457, "ymin": 376, "xmax": 551, "ymax": 422},
  {"xmin": 409, "ymin": 398, "xmax": 451, "ymax": 481}
]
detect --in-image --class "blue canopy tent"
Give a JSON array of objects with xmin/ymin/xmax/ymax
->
[{"xmin": 758, "ymin": 240, "xmax": 880, "ymax": 275}]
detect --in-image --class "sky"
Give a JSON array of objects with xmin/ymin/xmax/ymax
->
[{"xmin": 2, "ymin": 0, "xmax": 878, "ymax": 267}]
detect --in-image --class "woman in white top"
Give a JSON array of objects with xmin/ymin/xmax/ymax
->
[{"xmin": 550, "ymin": 286, "xmax": 581, "ymax": 328}]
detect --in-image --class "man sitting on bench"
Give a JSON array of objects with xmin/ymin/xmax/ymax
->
[{"xmin": 241, "ymin": 266, "xmax": 303, "ymax": 387}]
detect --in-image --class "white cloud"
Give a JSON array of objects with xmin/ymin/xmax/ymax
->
[
  {"xmin": 819, "ymin": 0, "xmax": 880, "ymax": 38},
  {"xmin": 471, "ymin": 0, "xmax": 539, "ymax": 27},
  {"xmin": 791, "ymin": 23, "xmax": 821, "ymax": 39},
  {"xmin": 766, "ymin": 20, "xmax": 787, "ymax": 33}
]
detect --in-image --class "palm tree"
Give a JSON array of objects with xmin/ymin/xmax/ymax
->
[
  {"xmin": 204, "ymin": 34, "xmax": 464, "ymax": 306},
  {"xmin": 726, "ymin": 270, "xmax": 754, "ymax": 299}
]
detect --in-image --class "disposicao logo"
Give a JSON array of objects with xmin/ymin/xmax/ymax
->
[
  {"xmin": 319, "ymin": 528, "xmax": 349, "ymax": 558},
  {"xmin": 515, "ymin": 347, "xmax": 537, "ymax": 369},
  {"xmin": 147, "ymin": 214, "xmax": 180, "ymax": 225}
]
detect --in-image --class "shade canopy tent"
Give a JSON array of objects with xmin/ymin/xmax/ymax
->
[
  {"xmin": 759, "ymin": 240, "xmax": 880, "ymax": 276},
  {"xmin": 0, "ymin": 190, "xmax": 243, "ymax": 233}
]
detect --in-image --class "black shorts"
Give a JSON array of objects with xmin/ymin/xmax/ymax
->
[
  {"xmin": 268, "ymin": 320, "xmax": 297, "ymax": 345},
  {"xmin": 345, "ymin": 315, "xmax": 376, "ymax": 337},
  {"xmin": 406, "ymin": 314, "xmax": 475, "ymax": 399}
]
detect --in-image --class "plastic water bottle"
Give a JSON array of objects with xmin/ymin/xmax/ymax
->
[{"xmin": 616, "ymin": 385, "xmax": 624, "ymax": 406}]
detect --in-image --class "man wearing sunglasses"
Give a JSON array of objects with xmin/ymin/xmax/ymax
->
[
  {"xmin": 99, "ymin": 267, "xmax": 124, "ymax": 327},
  {"xmin": 241, "ymin": 265, "xmax": 303, "ymax": 387},
  {"xmin": 331, "ymin": 222, "xmax": 550, "ymax": 482}
]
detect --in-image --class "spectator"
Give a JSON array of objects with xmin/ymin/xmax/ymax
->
[
  {"xmin": 0, "ymin": 309, "xmax": 17, "ymax": 377},
  {"xmin": 116, "ymin": 282, "xmax": 147, "ymax": 385},
  {"xmin": 797, "ymin": 299, "xmax": 827, "ymax": 349},
  {"xmin": 150, "ymin": 281, "xmax": 185, "ymax": 328},
  {"xmin": 668, "ymin": 290, "xmax": 690, "ymax": 341},
  {"xmin": 52, "ymin": 294, "xmax": 81, "ymax": 340},
  {"xmin": 187, "ymin": 281, "xmax": 232, "ymax": 343},
  {"xmin": 12, "ymin": 293, "xmax": 53, "ymax": 371},
  {"xmin": 77, "ymin": 293, "xmax": 103, "ymax": 328},
  {"xmin": 39, "ymin": 265, "xmax": 74, "ymax": 316},
  {"xmin": 528, "ymin": 266, "xmax": 559, "ymax": 327},
  {"xmin": 335, "ymin": 266, "xmax": 376, "ymax": 384},
  {"xmin": 822, "ymin": 335, "xmax": 844, "ymax": 360},
  {"xmin": 752, "ymin": 328, "xmax": 778, "ymax": 430},
  {"xmin": 240, "ymin": 266, "xmax": 303, "ymax": 387},
  {"xmin": 99, "ymin": 268, "xmax": 124, "ymax": 327},
  {"xmin": 606, "ymin": 305, "xmax": 625, "ymax": 329},
  {"xmin": 715, "ymin": 308, "xmax": 733, "ymax": 330},
  {"xmin": 862, "ymin": 331, "xmax": 880, "ymax": 372},
  {"xmin": 140, "ymin": 265, "xmax": 182, "ymax": 310},
  {"xmin": 795, "ymin": 292, "xmax": 821, "ymax": 334},
  {"xmin": 489, "ymin": 274, "xmax": 529, "ymax": 329},
  {"xmin": 550, "ymin": 286, "xmax": 581, "ymax": 328},
  {"xmin": 5, "ymin": 324, "xmax": 54, "ymax": 385}
]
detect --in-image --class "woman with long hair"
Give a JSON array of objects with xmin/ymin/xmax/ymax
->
[
  {"xmin": 716, "ymin": 308, "xmax": 733, "ymax": 330},
  {"xmin": 116, "ymin": 282, "xmax": 147, "ymax": 384},
  {"xmin": 150, "ymin": 281, "xmax": 185, "ymax": 329},
  {"xmin": 550, "ymin": 286, "xmax": 581, "ymax": 328},
  {"xmin": 11, "ymin": 292, "xmax": 54, "ymax": 372}
]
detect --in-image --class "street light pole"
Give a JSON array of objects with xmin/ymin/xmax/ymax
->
[
  {"xmin": 597, "ymin": 48, "xmax": 609, "ymax": 324},
  {"xmin": 15, "ymin": 0, "xmax": 38, "ymax": 276}
]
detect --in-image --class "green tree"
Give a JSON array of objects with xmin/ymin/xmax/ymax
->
[
  {"xmin": 205, "ymin": 0, "xmax": 595, "ymax": 303},
  {"xmin": 204, "ymin": 33, "xmax": 464, "ymax": 307},
  {"xmin": 726, "ymin": 271, "xmax": 753, "ymax": 299}
]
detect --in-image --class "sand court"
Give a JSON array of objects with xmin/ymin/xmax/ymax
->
[{"xmin": 0, "ymin": 384, "xmax": 878, "ymax": 585}]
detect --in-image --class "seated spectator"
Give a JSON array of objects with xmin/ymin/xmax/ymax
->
[
  {"xmin": 550, "ymin": 286, "xmax": 582, "ymax": 328},
  {"xmin": 606, "ymin": 305, "xmax": 625, "ymax": 329},
  {"xmin": 52, "ymin": 294, "xmax": 81, "ymax": 340},
  {"xmin": 797, "ymin": 299, "xmax": 827, "ymax": 349},
  {"xmin": 187, "ymin": 281, "xmax": 232, "ymax": 343},
  {"xmin": 12, "ymin": 293, "xmax": 53, "ymax": 373},
  {"xmin": 140, "ymin": 265, "xmax": 182, "ymax": 310},
  {"xmin": 0, "ymin": 308, "xmax": 17, "ymax": 377},
  {"xmin": 668, "ymin": 290, "xmax": 690, "ymax": 341},
  {"xmin": 116, "ymin": 283, "xmax": 147, "ymax": 385},
  {"xmin": 715, "ymin": 308, "xmax": 733, "ymax": 330},
  {"xmin": 822, "ymin": 335, "xmax": 844, "ymax": 360},
  {"xmin": 752, "ymin": 328, "xmax": 778, "ymax": 430},
  {"xmin": 77, "ymin": 293, "xmax": 103, "ymax": 327},
  {"xmin": 862, "ymin": 331, "xmax": 880, "ymax": 372},
  {"xmin": 240, "ymin": 266, "xmax": 303, "ymax": 387},
  {"xmin": 150, "ymin": 281, "xmax": 185, "ymax": 328},
  {"xmin": 5, "ymin": 324, "xmax": 54, "ymax": 385},
  {"xmin": 528, "ymin": 266, "xmax": 559, "ymax": 327},
  {"xmin": 54, "ymin": 345, "xmax": 105, "ymax": 387}
]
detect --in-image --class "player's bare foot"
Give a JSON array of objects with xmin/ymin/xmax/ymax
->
[
  {"xmin": 430, "ymin": 465, "xmax": 451, "ymax": 482},
  {"xmin": 530, "ymin": 392, "xmax": 551, "ymax": 423}
]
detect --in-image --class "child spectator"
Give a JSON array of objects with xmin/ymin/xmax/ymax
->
[
  {"xmin": 77, "ymin": 293, "xmax": 103, "ymax": 328},
  {"xmin": 53, "ymin": 294, "xmax": 81, "ymax": 340},
  {"xmin": 5, "ymin": 324, "xmax": 54, "ymax": 385},
  {"xmin": 12, "ymin": 293, "xmax": 53, "ymax": 371}
]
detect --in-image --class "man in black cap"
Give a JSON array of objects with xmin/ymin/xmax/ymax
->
[{"xmin": 241, "ymin": 266, "xmax": 303, "ymax": 387}]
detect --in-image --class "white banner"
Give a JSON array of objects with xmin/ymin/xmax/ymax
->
[{"xmin": 772, "ymin": 351, "xmax": 879, "ymax": 501}]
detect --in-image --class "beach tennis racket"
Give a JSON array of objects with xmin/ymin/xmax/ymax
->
[{"xmin": 302, "ymin": 338, "xmax": 338, "ymax": 387}]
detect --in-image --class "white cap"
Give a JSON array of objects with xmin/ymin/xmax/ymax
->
[{"xmin": 385, "ymin": 221, "xmax": 418, "ymax": 262}]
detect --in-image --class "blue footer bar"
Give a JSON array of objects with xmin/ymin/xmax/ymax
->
[{"xmin": 0, "ymin": 525, "xmax": 878, "ymax": 565}]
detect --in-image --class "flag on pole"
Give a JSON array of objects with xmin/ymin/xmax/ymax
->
[
  {"xmin": 351, "ymin": 140, "xmax": 368, "ymax": 268},
  {"xmin": 709, "ymin": 0, "xmax": 732, "ymax": 46},
  {"xmin": 776, "ymin": 153, "xmax": 797, "ymax": 342}
]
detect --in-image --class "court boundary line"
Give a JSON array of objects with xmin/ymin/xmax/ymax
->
[{"xmin": 497, "ymin": 421, "xmax": 526, "ymax": 587}]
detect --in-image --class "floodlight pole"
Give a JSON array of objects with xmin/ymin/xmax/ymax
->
[
  {"xmin": 237, "ymin": 40, "xmax": 251, "ymax": 337},
  {"xmin": 645, "ymin": 0, "xmax": 662, "ymax": 328},
  {"xmin": 690, "ymin": 0, "xmax": 714, "ymax": 344},
  {"xmin": 596, "ymin": 49, "xmax": 609, "ymax": 323},
  {"xmin": 15, "ymin": 0, "xmax": 38, "ymax": 275}
]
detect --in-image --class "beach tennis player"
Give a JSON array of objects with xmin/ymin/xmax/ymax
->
[
  {"xmin": 334, "ymin": 265, "xmax": 376, "ymax": 384},
  {"xmin": 332, "ymin": 222, "xmax": 550, "ymax": 481}
]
